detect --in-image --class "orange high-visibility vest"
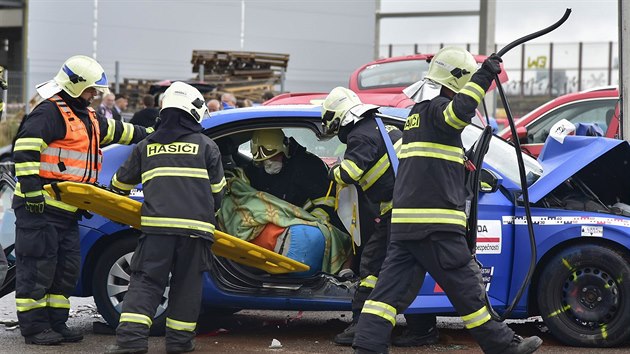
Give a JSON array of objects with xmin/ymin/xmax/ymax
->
[{"xmin": 39, "ymin": 95, "xmax": 102, "ymax": 183}]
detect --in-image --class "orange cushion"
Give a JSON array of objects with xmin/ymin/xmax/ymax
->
[{"xmin": 251, "ymin": 223, "xmax": 286, "ymax": 251}]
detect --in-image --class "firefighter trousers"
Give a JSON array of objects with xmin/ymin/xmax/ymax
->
[
  {"xmin": 115, "ymin": 233, "xmax": 212, "ymax": 349},
  {"xmin": 353, "ymin": 232, "xmax": 514, "ymax": 354},
  {"xmin": 14, "ymin": 206, "xmax": 81, "ymax": 337},
  {"xmin": 352, "ymin": 212, "xmax": 434, "ymax": 332}
]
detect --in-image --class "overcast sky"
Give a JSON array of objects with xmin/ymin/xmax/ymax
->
[{"xmin": 380, "ymin": 0, "xmax": 618, "ymax": 46}]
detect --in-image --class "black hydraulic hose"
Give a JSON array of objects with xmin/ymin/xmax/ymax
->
[
  {"xmin": 483, "ymin": 8, "xmax": 572, "ymax": 321},
  {"xmin": 496, "ymin": 9, "xmax": 572, "ymax": 58}
]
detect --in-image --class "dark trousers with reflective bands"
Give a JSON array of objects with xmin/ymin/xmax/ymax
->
[
  {"xmin": 14, "ymin": 206, "xmax": 80, "ymax": 337},
  {"xmin": 353, "ymin": 232, "xmax": 514, "ymax": 354},
  {"xmin": 115, "ymin": 233, "xmax": 211, "ymax": 349},
  {"xmin": 353, "ymin": 213, "xmax": 434, "ymax": 331}
]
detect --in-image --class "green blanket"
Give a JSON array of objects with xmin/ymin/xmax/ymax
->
[{"xmin": 217, "ymin": 177, "xmax": 351, "ymax": 274}]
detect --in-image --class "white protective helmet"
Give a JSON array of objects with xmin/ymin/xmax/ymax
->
[
  {"xmin": 160, "ymin": 81, "xmax": 209, "ymax": 123},
  {"xmin": 321, "ymin": 87, "xmax": 378, "ymax": 137},
  {"xmin": 36, "ymin": 55, "xmax": 110, "ymax": 99}
]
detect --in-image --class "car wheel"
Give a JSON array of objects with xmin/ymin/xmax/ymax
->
[
  {"xmin": 92, "ymin": 236, "xmax": 169, "ymax": 336},
  {"xmin": 537, "ymin": 244, "xmax": 630, "ymax": 347}
]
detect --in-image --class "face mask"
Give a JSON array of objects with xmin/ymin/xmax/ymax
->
[{"xmin": 263, "ymin": 159, "xmax": 283, "ymax": 175}]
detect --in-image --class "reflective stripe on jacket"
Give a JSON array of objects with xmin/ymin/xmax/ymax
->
[{"xmin": 39, "ymin": 95, "xmax": 102, "ymax": 183}]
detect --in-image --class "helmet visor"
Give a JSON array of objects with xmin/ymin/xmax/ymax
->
[
  {"xmin": 321, "ymin": 110, "xmax": 340, "ymax": 137},
  {"xmin": 252, "ymin": 145, "xmax": 281, "ymax": 161}
]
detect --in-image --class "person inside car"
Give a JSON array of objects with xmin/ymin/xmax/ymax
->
[
  {"xmin": 244, "ymin": 129, "xmax": 336, "ymax": 224},
  {"xmin": 215, "ymin": 129, "xmax": 352, "ymax": 276}
]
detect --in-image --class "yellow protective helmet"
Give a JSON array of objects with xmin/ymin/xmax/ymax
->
[
  {"xmin": 425, "ymin": 47, "xmax": 478, "ymax": 93},
  {"xmin": 36, "ymin": 55, "xmax": 110, "ymax": 99},
  {"xmin": 250, "ymin": 129, "xmax": 289, "ymax": 162},
  {"xmin": 54, "ymin": 55, "xmax": 109, "ymax": 98},
  {"xmin": 321, "ymin": 87, "xmax": 378, "ymax": 137}
]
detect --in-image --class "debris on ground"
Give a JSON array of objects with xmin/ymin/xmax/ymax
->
[
  {"xmin": 0, "ymin": 319, "xmax": 18, "ymax": 327},
  {"xmin": 199, "ymin": 328, "xmax": 229, "ymax": 337},
  {"xmin": 69, "ymin": 303, "xmax": 99, "ymax": 318},
  {"xmin": 262, "ymin": 311, "xmax": 303, "ymax": 328},
  {"xmin": 269, "ymin": 338, "xmax": 282, "ymax": 349}
]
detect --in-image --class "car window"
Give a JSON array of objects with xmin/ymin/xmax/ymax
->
[
  {"xmin": 237, "ymin": 127, "xmax": 345, "ymax": 166},
  {"xmin": 358, "ymin": 60, "xmax": 429, "ymax": 90},
  {"xmin": 526, "ymin": 99, "xmax": 617, "ymax": 144},
  {"xmin": 462, "ymin": 126, "xmax": 543, "ymax": 187}
]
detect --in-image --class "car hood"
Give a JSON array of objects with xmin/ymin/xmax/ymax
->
[{"xmin": 528, "ymin": 136, "xmax": 630, "ymax": 204}]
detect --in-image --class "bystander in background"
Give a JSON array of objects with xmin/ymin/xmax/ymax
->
[{"xmin": 130, "ymin": 94, "xmax": 159, "ymax": 128}]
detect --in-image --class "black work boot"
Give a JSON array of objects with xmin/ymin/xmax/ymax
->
[
  {"xmin": 166, "ymin": 340, "xmax": 195, "ymax": 354},
  {"xmin": 333, "ymin": 322, "xmax": 357, "ymax": 346},
  {"xmin": 104, "ymin": 344, "xmax": 149, "ymax": 354},
  {"xmin": 24, "ymin": 328, "xmax": 63, "ymax": 345},
  {"xmin": 53, "ymin": 324, "xmax": 84, "ymax": 342},
  {"xmin": 502, "ymin": 335, "xmax": 543, "ymax": 354},
  {"xmin": 392, "ymin": 326, "xmax": 439, "ymax": 347}
]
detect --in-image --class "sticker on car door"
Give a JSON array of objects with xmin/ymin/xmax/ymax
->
[{"xmin": 476, "ymin": 220, "xmax": 502, "ymax": 254}]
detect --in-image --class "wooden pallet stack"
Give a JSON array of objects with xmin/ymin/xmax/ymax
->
[
  {"xmin": 115, "ymin": 78, "xmax": 154, "ymax": 110},
  {"xmin": 191, "ymin": 50, "xmax": 289, "ymax": 102}
]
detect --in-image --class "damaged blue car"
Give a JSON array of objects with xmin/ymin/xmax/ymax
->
[{"xmin": 0, "ymin": 104, "xmax": 629, "ymax": 348}]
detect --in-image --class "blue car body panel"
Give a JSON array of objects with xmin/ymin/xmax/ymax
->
[
  {"xmin": 71, "ymin": 105, "xmax": 630, "ymax": 318},
  {"xmin": 530, "ymin": 136, "xmax": 628, "ymax": 203}
]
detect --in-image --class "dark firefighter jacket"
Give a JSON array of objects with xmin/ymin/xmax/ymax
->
[
  {"xmin": 111, "ymin": 130, "xmax": 225, "ymax": 240},
  {"xmin": 330, "ymin": 115, "xmax": 402, "ymax": 215},
  {"xmin": 12, "ymin": 91, "xmax": 152, "ymax": 218},
  {"xmin": 390, "ymin": 66, "xmax": 495, "ymax": 241},
  {"xmin": 244, "ymin": 137, "xmax": 335, "ymax": 222}
]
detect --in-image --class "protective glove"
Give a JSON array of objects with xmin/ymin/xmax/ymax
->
[
  {"xmin": 24, "ymin": 194, "xmax": 45, "ymax": 214},
  {"xmin": 481, "ymin": 54, "xmax": 503, "ymax": 75},
  {"xmin": 328, "ymin": 164, "xmax": 340, "ymax": 181}
]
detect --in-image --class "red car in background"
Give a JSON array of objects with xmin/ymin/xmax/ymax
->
[
  {"xmin": 266, "ymin": 53, "xmax": 509, "ymax": 129},
  {"xmin": 499, "ymin": 87, "xmax": 620, "ymax": 157},
  {"xmin": 348, "ymin": 53, "xmax": 508, "ymax": 95}
]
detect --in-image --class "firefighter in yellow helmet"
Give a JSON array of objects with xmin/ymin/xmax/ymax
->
[
  {"xmin": 12, "ymin": 55, "xmax": 152, "ymax": 345},
  {"xmin": 106, "ymin": 81, "xmax": 225, "ymax": 354},
  {"xmin": 321, "ymin": 87, "xmax": 439, "ymax": 347},
  {"xmin": 352, "ymin": 48, "xmax": 543, "ymax": 354}
]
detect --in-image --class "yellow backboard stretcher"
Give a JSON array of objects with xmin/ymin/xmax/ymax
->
[{"xmin": 43, "ymin": 182, "xmax": 309, "ymax": 274}]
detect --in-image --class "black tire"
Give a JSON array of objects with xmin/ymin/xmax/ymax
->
[
  {"xmin": 92, "ymin": 236, "xmax": 167, "ymax": 336},
  {"xmin": 537, "ymin": 244, "xmax": 630, "ymax": 347}
]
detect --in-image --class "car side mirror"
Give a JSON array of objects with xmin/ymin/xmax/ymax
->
[
  {"xmin": 516, "ymin": 126, "xmax": 528, "ymax": 144},
  {"xmin": 480, "ymin": 168, "xmax": 501, "ymax": 193}
]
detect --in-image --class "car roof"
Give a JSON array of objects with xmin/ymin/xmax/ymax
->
[
  {"xmin": 202, "ymin": 104, "xmax": 409, "ymax": 130},
  {"xmin": 348, "ymin": 53, "xmax": 508, "ymax": 94},
  {"xmin": 263, "ymin": 91, "xmax": 414, "ymax": 108}
]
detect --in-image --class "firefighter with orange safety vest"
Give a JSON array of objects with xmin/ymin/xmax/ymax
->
[
  {"xmin": 352, "ymin": 47, "xmax": 543, "ymax": 354},
  {"xmin": 321, "ymin": 87, "xmax": 438, "ymax": 347},
  {"xmin": 12, "ymin": 55, "xmax": 152, "ymax": 345}
]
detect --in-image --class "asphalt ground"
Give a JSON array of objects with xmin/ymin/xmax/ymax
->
[{"xmin": 0, "ymin": 293, "xmax": 629, "ymax": 353}]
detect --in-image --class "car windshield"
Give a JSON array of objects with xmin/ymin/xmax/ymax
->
[
  {"xmin": 358, "ymin": 59, "xmax": 430, "ymax": 90},
  {"xmin": 462, "ymin": 125, "xmax": 543, "ymax": 187}
]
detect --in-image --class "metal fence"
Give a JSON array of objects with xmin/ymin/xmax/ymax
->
[{"xmin": 379, "ymin": 41, "xmax": 619, "ymax": 96}]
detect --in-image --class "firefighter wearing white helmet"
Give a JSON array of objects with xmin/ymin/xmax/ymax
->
[
  {"xmin": 107, "ymin": 81, "xmax": 225, "ymax": 354},
  {"xmin": 354, "ymin": 49, "xmax": 543, "ymax": 354},
  {"xmin": 12, "ymin": 55, "xmax": 153, "ymax": 346},
  {"xmin": 322, "ymin": 87, "xmax": 439, "ymax": 347}
]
